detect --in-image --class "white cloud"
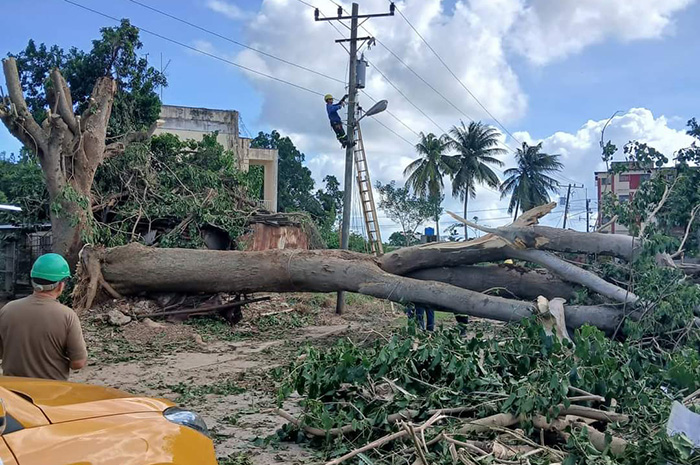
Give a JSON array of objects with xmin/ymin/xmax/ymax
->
[
  {"xmin": 191, "ymin": 39, "xmax": 216, "ymax": 55},
  {"xmin": 509, "ymin": 0, "xmax": 695, "ymax": 65},
  {"xmin": 513, "ymin": 108, "xmax": 695, "ymax": 229},
  {"xmin": 202, "ymin": 0, "xmax": 694, "ymax": 234},
  {"xmin": 206, "ymin": 0, "xmax": 249, "ymax": 20}
]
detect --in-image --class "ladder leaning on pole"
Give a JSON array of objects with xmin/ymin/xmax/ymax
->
[{"xmin": 353, "ymin": 121, "xmax": 384, "ymax": 255}]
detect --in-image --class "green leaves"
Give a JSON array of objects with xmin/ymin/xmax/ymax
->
[{"xmin": 276, "ymin": 316, "xmax": 698, "ymax": 464}]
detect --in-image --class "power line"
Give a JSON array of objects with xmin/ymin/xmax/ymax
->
[
  {"xmin": 296, "ymin": 0, "xmax": 430, "ymax": 138},
  {"xmin": 311, "ymin": 1, "xmax": 582, "ymax": 190},
  {"xmin": 127, "ymin": 0, "xmax": 345, "ymax": 85},
  {"xmin": 392, "ymin": 4, "xmax": 520, "ymax": 145},
  {"xmin": 363, "ymin": 58, "xmax": 446, "ymax": 134},
  {"xmin": 372, "ymin": 37, "xmax": 476, "ymax": 125},
  {"xmin": 64, "ymin": 0, "xmax": 325, "ymax": 97}
]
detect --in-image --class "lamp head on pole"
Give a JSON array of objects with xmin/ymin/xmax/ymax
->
[{"xmin": 361, "ymin": 100, "xmax": 388, "ymax": 120}]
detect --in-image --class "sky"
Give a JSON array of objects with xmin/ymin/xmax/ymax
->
[{"xmin": 2, "ymin": 0, "xmax": 699, "ymax": 239}]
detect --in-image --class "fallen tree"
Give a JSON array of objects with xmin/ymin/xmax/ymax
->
[{"xmin": 76, "ymin": 202, "xmax": 696, "ymax": 337}]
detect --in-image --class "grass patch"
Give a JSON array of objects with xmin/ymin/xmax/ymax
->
[
  {"xmin": 187, "ymin": 317, "xmax": 253, "ymax": 342},
  {"xmin": 166, "ymin": 378, "xmax": 246, "ymax": 403},
  {"xmin": 218, "ymin": 452, "xmax": 253, "ymax": 465}
]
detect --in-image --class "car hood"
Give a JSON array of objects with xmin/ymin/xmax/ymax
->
[{"xmin": 0, "ymin": 376, "xmax": 174, "ymax": 423}]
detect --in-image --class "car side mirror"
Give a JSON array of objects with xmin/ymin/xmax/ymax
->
[{"xmin": 0, "ymin": 399, "xmax": 7, "ymax": 435}]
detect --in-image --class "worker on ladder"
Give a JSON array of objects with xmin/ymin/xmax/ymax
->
[{"xmin": 325, "ymin": 93, "xmax": 354, "ymax": 148}]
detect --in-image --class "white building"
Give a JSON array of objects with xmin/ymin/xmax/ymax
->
[{"xmin": 155, "ymin": 105, "xmax": 278, "ymax": 212}]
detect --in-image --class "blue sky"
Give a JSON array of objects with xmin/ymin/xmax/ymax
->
[{"xmin": 2, "ymin": 0, "xmax": 698, "ymax": 235}]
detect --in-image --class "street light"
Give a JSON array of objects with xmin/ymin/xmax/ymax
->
[{"xmin": 356, "ymin": 100, "xmax": 388, "ymax": 123}]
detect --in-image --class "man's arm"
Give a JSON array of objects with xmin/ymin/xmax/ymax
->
[{"xmin": 66, "ymin": 313, "xmax": 88, "ymax": 371}]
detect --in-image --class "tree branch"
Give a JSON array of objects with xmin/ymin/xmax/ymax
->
[
  {"xmin": 639, "ymin": 178, "xmax": 678, "ymax": 237},
  {"xmin": 671, "ymin": 203, "xmax": 700, "ymax": 259},
  {"xmin": 50, "ymin": 68, "xmax": 79, "ymax": 135},
  {"xmin": 2, "ymin": 57, "xmax": 48, "ymax": 155},
  {"xmin": 103, "ymin": 121, "xmax": 158, "ymax": 158}
]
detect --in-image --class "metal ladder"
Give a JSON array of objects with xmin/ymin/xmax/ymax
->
[{"xmin": 353, "ymin": 121, "xmax": 384, "ymax": 255}]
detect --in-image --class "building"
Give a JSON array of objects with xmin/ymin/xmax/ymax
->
[
  {"xmin": 154, "ymin": 105, "xmax": 278, "ymax": 212},
  {"xmin": 594, "ymin": 161, "xmax": 674, "ymax": 234}
]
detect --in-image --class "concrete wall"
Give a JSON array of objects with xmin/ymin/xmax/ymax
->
[{"xmin": 155, "ymin": 105, "xmax": 278, "ymax": 211}]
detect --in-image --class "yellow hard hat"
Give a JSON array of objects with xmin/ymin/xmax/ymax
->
[
  {"xmin": 324, "ymin": 94, "xmax": 333, "ymax": 101},
  {"xmin": 503, "ymin": 259, "xmax": 514, "ymax": 265}
]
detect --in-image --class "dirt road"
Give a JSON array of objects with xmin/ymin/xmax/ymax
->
[{"xmin": 73, "ymin": 293, "xmax": 401, "ymax": 464}]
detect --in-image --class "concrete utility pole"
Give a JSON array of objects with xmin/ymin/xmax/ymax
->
[
  {"xmin": 586, "ymin": 198, "xmax": 591, "ymax": 232},
  {"xmin": 315, "ymin": 2, "xmax": 395, "ymax": 314},
  {"xmin": 562, "ymin": 183, "xmax": 584, "ymax": 229}
]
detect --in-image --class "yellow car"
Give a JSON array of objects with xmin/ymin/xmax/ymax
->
[{"xmin": 0, "ymin": 376, "xmax": 217, "ymax": 464}]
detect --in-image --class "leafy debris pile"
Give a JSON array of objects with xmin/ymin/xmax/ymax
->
[{"xmin": 274, "ymin": 319, "xmax": 700, "ymax": 464}]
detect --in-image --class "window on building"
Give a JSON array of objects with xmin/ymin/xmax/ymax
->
[
  {"xmin": 600, "ymin": 177, "xmax": 609, "ymax": 185},
  {"xmin": 619, "ymin": 174, "xmax": 630, "ymax": 182},
  {"xmin": 618, "ymin": 194, "xmax": 630, "ymax": 202},
  {"xmin": 640, "ymin": 174, "xmax": 651, "ymax": 183}
]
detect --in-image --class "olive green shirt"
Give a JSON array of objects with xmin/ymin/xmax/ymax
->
[{"xmin": 0, "ymin": 294, "xmax": 87, "ymax": 381}]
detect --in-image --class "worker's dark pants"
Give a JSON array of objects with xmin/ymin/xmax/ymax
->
[{"xmin": 331, "ymin": 122, "xmax": 347, "ymax": 144}]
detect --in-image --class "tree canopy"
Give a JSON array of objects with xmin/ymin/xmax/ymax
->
[
  {"xmin": 500, "ymin": 142, "xmax": 563, "ymax": 219},
  {"xmin": 11, "ymin": 19, "xmax": 166, "ymax": 137}
]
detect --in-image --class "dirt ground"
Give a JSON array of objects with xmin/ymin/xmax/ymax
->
[{"xmin": 73, "ymin": 293, "xmax": 406, "ymax": 465}]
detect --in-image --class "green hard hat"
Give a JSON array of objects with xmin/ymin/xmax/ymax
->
[{"xmin": 31, "ymin": 253, "xmax": 71, "ymax": 282}]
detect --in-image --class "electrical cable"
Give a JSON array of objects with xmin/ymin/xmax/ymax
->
[
  {"xmin": 392, "ymin": 3, "xmax": 520, "ymax": 145},
  {"xmin": 63, "ymin": 0, "xmax": 325, "ymax": 97},
  {"xmin": 127, "ymin": 0, "xmax": 346, "ymax": 84}
]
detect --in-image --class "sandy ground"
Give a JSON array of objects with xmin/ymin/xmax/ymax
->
[{"xmin": 72, "ymin": 293, "xmax": 404, "ymax": 464}]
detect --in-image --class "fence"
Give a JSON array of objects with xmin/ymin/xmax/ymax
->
[{"xmin": 1, "ymin": 228, "xmax": 52, "ymax": 298}]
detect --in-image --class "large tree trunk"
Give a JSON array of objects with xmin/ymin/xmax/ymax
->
[
  {"xmin": 380, "ymin": 224, "xmax": 639, "ymax": 276},
  {"xmin": 0, "ymin": 58, "xmax": 144, "ymax": 268},
  {"xmin": 89, "ymin": 243, "xmax": 629, "ymax": 334},
  {"xmin": 409, "ymin": 265, "xmax": 580, "ymax": 301}
]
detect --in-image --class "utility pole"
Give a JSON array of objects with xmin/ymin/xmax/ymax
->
[
  {"xmin": 562, "ymin": 183, "xmax": 584, "ymax": 229},
  {"xmin": 585, "ymin": 188, "xmax": 591, "ymax": 233},
  {"xmin": 562, "ymin": 184, "xmax": 573, "ymax": 229},
  {"xmin": 315, "ymin": 2, "xmax": 395, "ymax": 314}
]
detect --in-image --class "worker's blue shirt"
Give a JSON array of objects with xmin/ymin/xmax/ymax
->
[{"xmin": 326, "ymin": 102, "xmax": 343, "ymax": 124}]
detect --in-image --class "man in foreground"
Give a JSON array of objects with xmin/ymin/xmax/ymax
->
[{"xmin": 0, "ymin": 253, "xmax": 87, "ymax": 380}]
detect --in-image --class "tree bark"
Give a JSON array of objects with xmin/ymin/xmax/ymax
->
[
  {"xmin": 379, "ymin": 225, "xmax": 639, "ymax": 276},
  {"xmin": 88, "ymin": 243, "xmax": 631, "ymax": 335},
  {"xmin": 1, "ymin": 58, "xmax": 116, "ymax": 267},
  {"xmin": 408, "ymin": 265, "xmax": 580, "ymax": 301}
]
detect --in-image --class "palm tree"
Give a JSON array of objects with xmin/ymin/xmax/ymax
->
[
  {"xmin": 500, "ymin": 142, "xmax": 563, "ymax": 220},
  {"xmin": 404, "ymin": 132, "xmax": 452, "ymax": 239},
  {"xmin": 448, "ymin": 121, "xmax": 505, "ymax": 239}
]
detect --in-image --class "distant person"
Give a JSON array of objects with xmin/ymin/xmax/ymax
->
[
  {"xmin": 406, "ymin": 302, "xmax": 435, "ymax": 331},
  {"xmin": 0, "ymin": 253, "xmax": 87, "ymax": 380},
  {"xmin": 406, "ymin": 303, "xmax": 469, "ymax": 335},
  {"xmin": 325, "ymin": 93, "xmax": 352, "ymax": 148}
]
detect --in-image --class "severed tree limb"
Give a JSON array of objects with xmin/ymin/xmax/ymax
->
[
  {"xmin": 325, "ymin": 413, "xmax": 445, "ymax": 465},
  {"xmin": 597, "ymin": 215, "xmax": 618, "ymax": 233},
  {"xmin": 558, "ymin": 405, "xmax": 628, "ymax": 423},
  {"xmin": 532, "ymin": 415, "xmax": 627, "ymax": 456},
  {"xmin": 408, "ymin": 265, "xmax": 580, "ymax": 300},
  {"xmin": 446, "ymin": 210, "xmax": 640, "ymax": 305},
  {"xmin": 50, "ymin": 68, "xmax": 79, "ymax": 135},
  {"xmin": 2, "ymin": 58, "xmax": 49, "ymax": 156},
  {"xmin": 671, "ymin": 203, "xmax": 700, "ymax": 259},
  {"xmin": 509, "ymin": 248, "xmax": 639, "ymax": 305}
]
